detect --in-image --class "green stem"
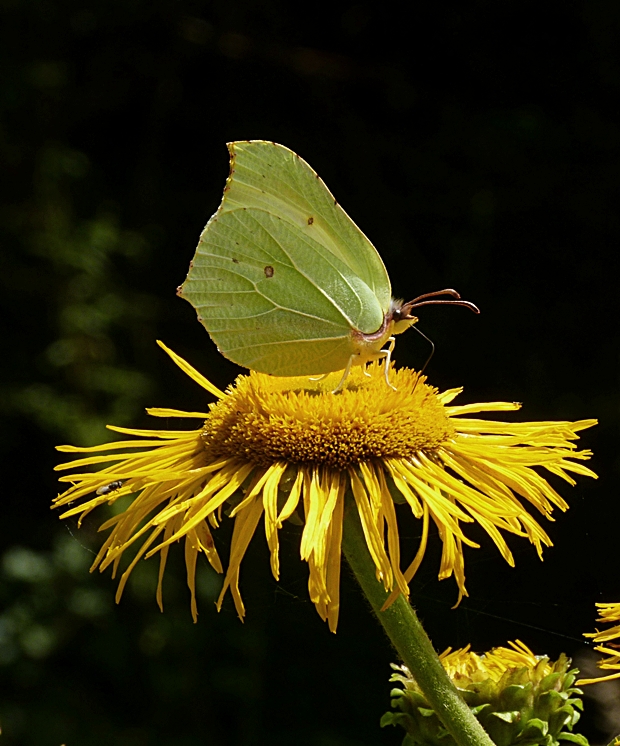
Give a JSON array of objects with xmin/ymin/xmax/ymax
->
[{"xmin": 341, "ymin": 505, "xmax": 495, "ymax": 746}]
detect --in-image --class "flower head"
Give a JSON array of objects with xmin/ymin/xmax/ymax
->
[
  {"xmin": 54, "ymin": 342, "xmax": 596, "ymax": 630},
  {"xmin": 382, "ymin": 641, "xmax": 587, "ymax": 746},
  {"xmin": 577, "ymin": 603, "xmax": 620, "ymax": 685}
]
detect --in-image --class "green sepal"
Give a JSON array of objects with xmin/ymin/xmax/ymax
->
[
  {"xmin": 491, "ymin": 711, "xmax": 521, "ymax": 724},
  {"xmin": 471, "ymin": 704, "xmax": 493, "ymax": 716},
  {"xmin": 381, "ymin": 711, "xmax": 414, "ymax": 731},
  {"xmin": 501, "ymin": 684, "xmax": 530, "ymax": 710},
  {"xmin": 562, "ymin": 673, "xmax": 576, "ymax": 691},
  {"xmin": 548, "ymin": 704, "xmax": 575, "ymax": 733},
  {"xmin": 565, "ymin": 698, "xmax": 583, "ymax": 710},
  {"xmin": 569, "ymin": 710, "xmax": 581, "ymax": 728},
  {"xmin": 383, "ymin": 651, "xmax": 589, "ymax": 746},
  {"xmin": 538, "ymin": 689, "xmax": 564, "ymax": 720},
  {"xmin": 539, "ymin": 673, "xmax": 562, "ymax": 693},
  {"xmin": 558, "ymin": 734, "xmax": 589, "ymax": 746},
  {"xmin": 518, "ymin": 717, "xmax": 548, "ymax": 738}
]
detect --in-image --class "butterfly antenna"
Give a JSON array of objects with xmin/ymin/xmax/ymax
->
[
  {"xmin": 392, "ymin": 288, "xmax": 479, "ymax": 390},
  {"xmin": 411, "ymin": 326, "xmax": 435, "ymax": 391},
  {"xmin": 405, "ymin": 288, "xmax": 480, "ymax": 314}
]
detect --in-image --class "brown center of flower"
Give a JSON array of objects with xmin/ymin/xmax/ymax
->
[{"xmin": 200, "ymin": 363, "xmax": 455, "ymax": 469}]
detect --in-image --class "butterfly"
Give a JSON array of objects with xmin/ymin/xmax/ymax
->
[{"xmin": 178, "ymin": 141, "xmax": 478, "ymax": 389}]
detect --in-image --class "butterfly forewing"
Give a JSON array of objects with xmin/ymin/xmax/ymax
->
[
  {"xmin": 222, "ymin": 141, "xmax": 392, "ymax": 311},
  {"xmin": 180, "ymin": 141, "xmax": 392, "ymax": 376}
]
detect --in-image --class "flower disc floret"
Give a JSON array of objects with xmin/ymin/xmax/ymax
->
[{"xmin": 202, "ymin": 366, "xmax": 454, "ymax": 468}]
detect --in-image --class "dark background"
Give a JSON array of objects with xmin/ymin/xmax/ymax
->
[{"xmin": 1, "ymin": 1, "xmax": 619, "ymax": 744}]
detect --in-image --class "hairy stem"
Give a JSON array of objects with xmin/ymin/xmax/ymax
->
[{"xmin": 341, "ymin": 504, "xmax": 495, "ymax": 746}]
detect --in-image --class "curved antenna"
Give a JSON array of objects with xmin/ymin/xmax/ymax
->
[
  {"xmin": 391, "ymin": 288, "xmax": 479, "ymax": 389},
  {"xmin": 402, "ymin": 288, "xmax": 480, "ymax": 316},
  {"xmin": 411, "ymin": 325, "xmax": 436, "ymax": 389},
  {"xmin": 403, "ymin": 289, "xmax": 479, "ymax": 390}
]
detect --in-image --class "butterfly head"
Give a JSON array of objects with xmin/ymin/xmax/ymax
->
[{"xmin": 389, "ymin": 299, "xmax": 419, "ymax": 336}]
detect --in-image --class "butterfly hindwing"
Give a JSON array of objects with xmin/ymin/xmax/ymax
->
[{"xmin": 182, "ymin": 207, "xmax": 384, "ymax": 374}]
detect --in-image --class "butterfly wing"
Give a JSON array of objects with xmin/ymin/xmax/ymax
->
[
  {"xmin": 179, "ymin": 141, "xmax": 392, "ymax": 375},
  {"xmin": 221, "ymin": 141, "xmax": 392, "ymax": 311}
]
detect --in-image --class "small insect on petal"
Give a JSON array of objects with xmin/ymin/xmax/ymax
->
[{"xmin": 96, "ymin": 480, "xmax": 124, "ymax": 496}]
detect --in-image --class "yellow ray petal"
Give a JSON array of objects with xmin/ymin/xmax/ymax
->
[{"xmin": 156, "ymin": 340, "xmax": 225, "ymax": 399}]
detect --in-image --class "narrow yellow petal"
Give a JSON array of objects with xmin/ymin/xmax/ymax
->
[
  {"xmin": 229, "ymin": 466, "xmax": 273, "ymax": 517},
  {"xmin": 56, "ymin": 439, "xmax": 178, "ymax": 453},
  {"xmin": 263, "ymin": 462, "xmax": 288, "ymax": 579},
  {"xmin": 577, "ymin": 672, "xmax": 620, "ymax": 685},
  {"xmin": 384, "ymin": 460, "xmax": 423, "ymax": 517},
  {"xmin": 156, "ymin": 515, "xmax": 184, "ymax": 612},
  {"xmin": 146, "ymin": 408, "xmax": 210, "ymax": 418},
  {"xmin": 446, "ymin": 401, "xmax": 521, "ymax": 416},
  {"xmin": 149, "ymin": 462, "xmax": 255, "ymax": 553},
  {"xmin": 106, "ymin": 424, "xmax": 201, "ymax": 439},
  {"xmin": 310, "ymin": 470, "xmax": 342, "ymax": 596},
  {"xmin": 156, "ymin": 340, "xmax": 225, "ymax": 399},
  {"xmin": 436, "ymin": 387, "xmax": 463, "ymax": 404},
  {"xmin": 376, "ymin": 469, "xmax": 409, "ymax": 605},
  {"xmin": 217, "ymin": 497, "xmax": 264, "ymax": 619},
  {"xmin": 324, "ymin": 480, "xmax": 345, "ymax": 633},
  {"xmin": 349, "ymin": 468, "xmax": 392, "ymax": 588},
  {"xmin": 300, "ymin": 468, "xmax": 325, "ymax": 561},
  {"xmin": 185, "ymin": 531, "xmax": 200, "ymax": 622},
  {"xmin": 277, "ymin": 468, "xmax": 304, "ymax": 525},
  {"xmin": 113, "ymin": 524, "xmax": 164, "ymax": 603}
]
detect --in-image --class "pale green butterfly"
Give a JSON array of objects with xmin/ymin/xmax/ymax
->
[{"xmin": 178, "ymin": 141, "xmax": 478, "ymax": 389}]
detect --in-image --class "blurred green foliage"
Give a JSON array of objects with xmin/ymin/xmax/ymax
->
[
  {"xmin": 2, "ymin": 139, "xmax": 155, "ymax": 443},
  {"xmin": 1, "ymin": 0, "xmax": 620, "ymax": 744}
]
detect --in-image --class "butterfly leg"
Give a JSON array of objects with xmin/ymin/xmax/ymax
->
[
  {"xmin": 331, "ymin": 354, "xmax": 356, "ymax": 394},
  {"xmin": 380, "ymin": 337, "xmax": 397, "ymax": 390},
  {"xmin": 309, "ymin": 373, "xmax": 330, "ymax": 382}
]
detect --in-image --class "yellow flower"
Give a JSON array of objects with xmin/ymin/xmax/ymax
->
[
  {"xmin": 439, "ymin": 640, "xmax": 555, "ymax": 683},
  {"xmin": 383, "ymin": 641, "xmax": 586, "ymax": 746},
  {"xmin": 53, "ymin": 342, "xmax": 597, "ymax": 631},
  {"xmin": 577, "ymin": 603, "xmax": 620, "ymax": 684}
]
